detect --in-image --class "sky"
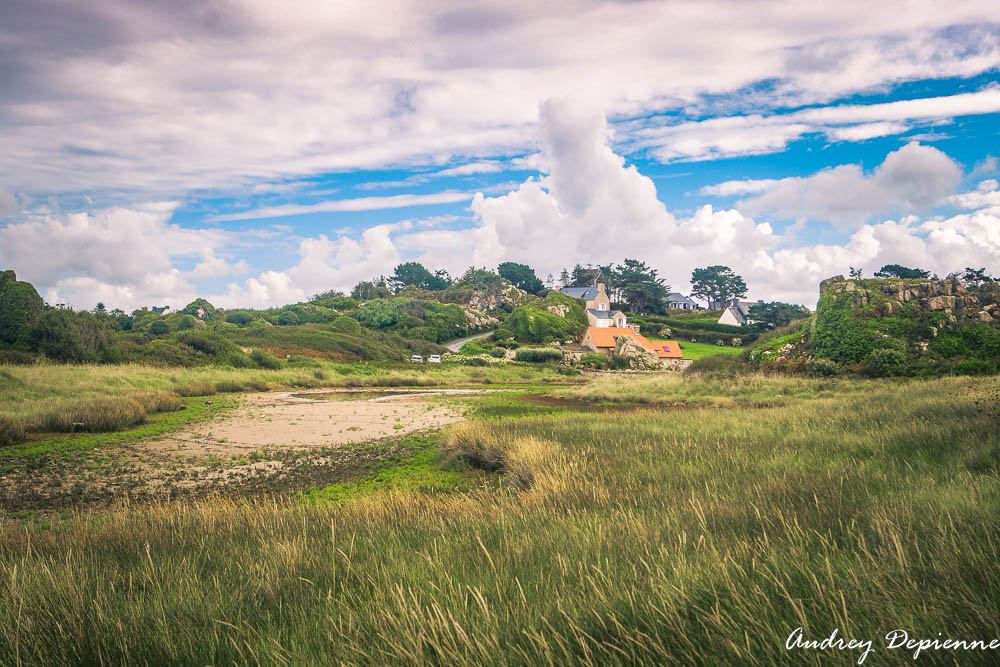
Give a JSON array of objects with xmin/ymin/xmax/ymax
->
[{"xmin": 1, "ymin": 0, "xmax": 999, "ymax": 311}]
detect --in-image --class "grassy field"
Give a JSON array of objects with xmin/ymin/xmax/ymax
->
[
  {"xmin": 1, "ymin": 374, "xmax": 998, "ymax": 664},
  {"xmin": 649, "ymin": 339, "xmax": 745, "ymax": 360}
]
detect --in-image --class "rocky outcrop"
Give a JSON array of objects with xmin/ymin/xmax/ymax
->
[
  {"xmin": 468, "ymin": 285, "xmax": 528, "ymax": 312},
  {"xmin": 819, "ymin": 276, "xmax": 996, "ymax": 319},
  {"xmin": 546, "ymin": 304, "xmax": 570, "ymax": 317},
  {"xmin": 613, "ymin": 335, "xmax": 660, "ymax": 370},
  {"xmin": 463, "ymin": 308, "xmax": 500, "ymax": 330}
]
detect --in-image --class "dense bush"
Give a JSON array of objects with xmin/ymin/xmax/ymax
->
[
  {"xmin": 355, "ymin": 298, "xmax": 474, "ymax": 343},
  {"xmin": 331, "ymin": 316, "xmax": 362, "ymax": 334},
  {"xmin": 176, "ymin": 314, "xmax": 198, "ymax": 330},
  {"xmin": 225, "ymin": 311, "xmax": 255, "ymax": 326},
  {"xmin": 277, "ymin": 311, "xmax": 300, "ymax": 325},
  {"xmin": 489, "ymin": 347, "xmax": 506, "ymax": 358},
  {"xmin": 496, "ymin": 292, "xmax": 587, "ymax": 343},
  {"xmin": 514, "ymin": 347, "xmax": 563, "ymax": 363},
  {"xmin": 861, "ymin": 349, "xmax": 909, "ymax": 377},
  {"xmin": 173, "ymin": 330, "xmax": 255, "ymax": 368},
  {"xmin": 250, "ymin": 348, "xmax": 283, "ymax": 369},
  {"xmin": 149, "ymin": 320, "xmax": 170, "ymax": 335},
  {"xmin": 0, "ymin": 279, "xmax": 44, "ymax": 345},
  {"xmin": 29, "ymin": 309, "xmax": 113, "ymax": 363}
]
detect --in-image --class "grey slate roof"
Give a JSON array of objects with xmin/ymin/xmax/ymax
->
[
  {"xmin": 560, "ymin": 286, "xmax": 599, "ymax": 300},
  {"xmin": 666, "ymin": 292, "xmax": 697, "ymax": 306},
  {"xmin": 587, "ymin": 309, "xmax": 624, "ymax": 319}
]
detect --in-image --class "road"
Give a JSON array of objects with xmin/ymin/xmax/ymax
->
[{"xmin": 443, "ymin": 330, "xmax": 494, "ymax": 353}]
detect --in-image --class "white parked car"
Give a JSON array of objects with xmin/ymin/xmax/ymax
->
[
  {"xmin": 427, "ymin": 354, "xmax": 441, "ymax": 363},
  {"xmin": 409, "ymin": 355, "xmax": 423, "ymax": 363}
]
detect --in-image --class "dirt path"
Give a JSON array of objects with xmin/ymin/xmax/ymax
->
[
  {"xmin": 1, "ymin": 388, "xmax": 488, "ymax": 512},
  {"xmin": 443, "ymin": 330, "xmax": 494, "ymax": 353}
]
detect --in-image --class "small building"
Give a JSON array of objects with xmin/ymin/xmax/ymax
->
[
  {"xmin": 151, "ymin": 305, "xmax": 172, "ymax": 315},
  {"xmin": 666, "ymin": 292, "xmax": 699, "ymax": 310},
  {"xmin": 582, "ymin": 326, "xmax": 683, "ymax": 360},
  {"xmin": 560, "ymin": 283, "xmax": 627, "ymax": 328},
  {"xmin": 717, "ymin": 299, "xmax": 764, "ymax": 327}
]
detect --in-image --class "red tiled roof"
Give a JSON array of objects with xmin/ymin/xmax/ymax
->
[{"xmin": 586, "ymin": 327, "xmax": 683, "ymax": 358}]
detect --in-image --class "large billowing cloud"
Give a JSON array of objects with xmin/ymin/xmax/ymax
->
[
  {"xmin": 718, "ymin": 142, "xmax": 963, "ymax": 229},
  {"xmin": 2, "ymin": 1, "xmax": 1000, "ymax": 196}
]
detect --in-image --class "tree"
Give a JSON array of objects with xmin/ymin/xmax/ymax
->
[
  {"xmin": 961, "ymin": 267, "xmax": 995, "ymax": 288},
  {"xmin": 558, "ymin": 268, "xmax": 570, "ymax": 287},
  {"xmin": 93, "ymin": 302, "xmax": 106, "ymax": 313},
  {"xmin": 746, "ymin": 302, "xmax": 810, "ymax": 331},
  {"xmin": 873, "ymin": 264, "xmax": 930, "ymax": 279},
  {"xmin": 388, "ymin": 262, "xmax": 450, "ymax": 292},
  {"xmin": 690, "ymin": 266, "xmax": 747, "ymax": 309},
  {"xmin": 569, "ymin": 264, "xmax": 601, "ymax": 287},
  {"xmin": 615, "ymin": 259, "xmax": 668, "ymax": 314},
  {"xmin": 848, "ymin": 267, "xmax": 863, "ymax": 279},
  {"xmin": 351, "ymin": 281, "xmax": 391, "ymax": 300},
  {"xmin": 498, "ymin": 262, "xmax": 544, "ymax": 294}
]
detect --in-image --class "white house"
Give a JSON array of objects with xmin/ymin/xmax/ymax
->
[
  {"xmin": 559, "ymin": 283, "xmax": 628, "ymax": 328},
  {"xmin": 718, "ymin": 299, "xmax": 764, "ymax": 327},
  {"xmin": 666, "ymin": 292, "xmax": 698, "ymax": 310}
]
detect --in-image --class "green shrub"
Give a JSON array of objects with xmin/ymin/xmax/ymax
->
[
  {"xmin": 514, "ymin": 347, "xmax": 563, "ymax": 363},
  {"xmin": 214, "ymin": 380, "xmax": 245, "ymax": 393},
  {"xmin": 331, "ymin": 316, "xmax": 362, "ymax": 334},
  {"xmin": 579, "ymin": 353, "xmax": 609, "ymax": 369},
  {"xmin": 462, "ymin": 357, "xmax": 488, "ymax": 366},
  {"xmin": 803, "ymin": 358, "xmax": 842, "ymax": 377},
  {"xmin": 489, "ymin": 347, "xmax": 506, "ymax": 358},
  {"xmin": 225, "ymin": 311, "xmax": 255, "ymax": 326},
  {"xmin": 174, "ymin": 381, "xmax": 216, "ymax": 397},
  {"xmin": 250, "ymin": 349, "xmax": 282, "ymax": 370},
  {"xmin": 176, "ymin": 314, "xmax": 198, "ymax": 330},
  {"xmin": 38, "ymin": 397, "xmax": 146, "ymax": 433},
  {"xmin": 149, "ymin": 320, "xmax": 170, "ymax": 335},
  {"xmin": 0, "ymin": 279, "xmax": 44, "ymax": 345},
  {"xmin": 0, "ymin": 415, "xmax": 26, "ymax": 446},
  {"xmin": 30, "ymin": 309, "xmax": 112, "ymax": 362},
  {"xmin": 277, "ymin": 311, "xmax": 300, "ymax": 325},
  {"xmin": 861, "ymin": 349, "xmax": 909, "ymax": 377}
]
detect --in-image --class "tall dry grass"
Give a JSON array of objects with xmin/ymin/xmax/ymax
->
[{"xmin": 0, "ymin": 376, "xmax": 997, "ymax": 663}]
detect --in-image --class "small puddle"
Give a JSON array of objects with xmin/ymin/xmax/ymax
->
[{"xmin": 290, "ymin": 390, "xmax": 414, "ymax": 401}]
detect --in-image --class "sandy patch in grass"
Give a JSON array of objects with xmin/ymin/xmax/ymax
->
[
  {"xmin": 147, "ymin": 388, "xmax": 471, "ymax": 457},
  {"xmin": 1, "ymin": 389, "xmax": 490, "ymax": 512}
]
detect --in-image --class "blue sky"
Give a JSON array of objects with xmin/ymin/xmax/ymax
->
[{"xmin": 1, "ymin": 1, "xmax": 999, "ymax": 310}]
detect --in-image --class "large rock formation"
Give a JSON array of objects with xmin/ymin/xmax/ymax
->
[
  {"xmin": 818, "ymin": 276, "xmax": 997, "ymax": 320},
  {"xmin": 614, "ymin": 335, "xmax": 660, "ymax": 370}
]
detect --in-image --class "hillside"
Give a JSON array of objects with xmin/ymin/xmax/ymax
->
[{"xmin": 748, "ymin": 275, "xmax": 1000, "ymax": 376}]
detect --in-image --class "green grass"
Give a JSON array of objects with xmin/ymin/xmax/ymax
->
[
  {"xmin": 649, "ymin": 338, "xmax": 746, "ymax": 360},
  {"xmin": 0, "ymin": 375, "xmax": 997, "ymax": 664},
  {"xmin": 298, "ymin": 435, "xmax": 483, "ymax": 505}
]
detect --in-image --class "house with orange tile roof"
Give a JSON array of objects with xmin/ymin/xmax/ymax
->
[{"xmin": 581, "ymin": 326, "xmax": 683, "ymax": 360}]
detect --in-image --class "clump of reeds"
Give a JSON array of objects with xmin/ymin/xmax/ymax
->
[
  {"xmin": 37, "ymin": 397, "xmax": 146, "ymax": 433},
  {"xmin": 213, "ymin": 380, "xmax": 245, "ymax": 393},
  {"xmin": 173, "ymin": 381, "xmax": 217, "ymax": 397},
  {"xmin": 0, "ymin": 414, "xmax": 25, "ymax": 446}
]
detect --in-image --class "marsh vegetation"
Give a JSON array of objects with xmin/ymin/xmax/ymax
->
[{"xmin": 0, "ymin": 369, "xmax": 997, "ymax": 664}]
